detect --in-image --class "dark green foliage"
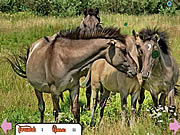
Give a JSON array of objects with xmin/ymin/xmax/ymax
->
[
  {"xmin": 0, "ymin": 0, "xmax": 26, "ymax": 13},
  {"xmin": 0, "ymin": 0, "xmax": 178, "ymax": 16}
]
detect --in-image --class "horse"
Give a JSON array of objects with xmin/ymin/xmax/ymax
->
[
  {"xmin": 76, "ymin": 7, "xmax": 103, "ymax": 110},
  {"xmin": 7, "ymin": 27, "xmax": 139, "ymax": 123},
  {"xmin": 88, "ymin": 34, "xmax": 141, "ymax": 127},
  {"xmin": 133, "ymin": 27, "xmax": 179, "ymax": 113},
  {"xmin": 7, "ymin": 8, "xmax": 103, "ymax": 122}
]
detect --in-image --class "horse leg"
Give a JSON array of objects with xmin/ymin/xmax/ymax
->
[
  {"xmin": 150, "ymin": 92, "xmax": 158, "ymax": 108},
  {"xmin": 99, "ymin": 84, "xmax": 104, "ymax": 102},
  {"xmin": 99, "ymin": 89, "xmax": 110, "ymax": 126},
  {"xmin": 85, "ymin": 86, "xmax": 91, "ymax": 110},
  {"xmin": 159, "ymin": 93, "xmax": 166, "ymax": 107},
  {"xmin": 34, "ymin": 89, "xmax": 45, "ymax": 123},
  {"xmin": 130, "ymin": 92, "xmax": 139, "ymax": 129},
  {"xmin": 168, "ymin": 88, "xmax": 176, "ymax": 115},
  {"xmin": 70, "ymin": 85, "xmax": 80, "ymax": 123},
  {"xmin": 168, "ymin": 88, "xmax": 175, "ymax": 107},
  {"xmin": 120, "ymin": 95, "xmax": 128, "ymax": 126},
  {"xmin": 138, "ymin": 87, "xmax": 145, "ymax": 114},
  {"xmin": 90, "ymin": 84, "xmax": 99, "ymax": 127},
  {"xmin": 49, "ymin": 84, "xmax": 61, "ymax": 122},
  {"xmin": 51, "ymin": 93, "xmax": 61, "ymax": 122}
]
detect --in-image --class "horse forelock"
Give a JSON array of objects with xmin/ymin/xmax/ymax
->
[
  {"xmin": 139, "ymin": 27, "xmax": 170, "ymax": 55},
  {"xmin": 87, "ymin": 8, "xmax": 99, "ymax": 16},
  {"xmin": 58, "ymin": 27, "xmax": 126, "ymax": 44}
]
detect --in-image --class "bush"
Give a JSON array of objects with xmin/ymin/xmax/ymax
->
[
  {"xmin": 0, "ymin": 0, "xmax": 178, "ymax": 16},
  {"xmin": 0, "ymin": 0, "xmax": 26, "ymax": 13}
]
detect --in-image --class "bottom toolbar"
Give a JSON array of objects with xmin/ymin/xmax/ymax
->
[{"xmin": 15, "ymin": 123, "xmax": 82, "ymax": 135}]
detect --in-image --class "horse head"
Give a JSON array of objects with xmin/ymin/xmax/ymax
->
[
  {"xmin": 80, "ymin": 8, "xmax": 102, "ymax": 32},
  {"xmin": 133, "ymin": 28, "xmax": 161, "ymax": 80},
  {"xmin": 106, "ymin": 38, "xmax": 138, "ymax": 77}
]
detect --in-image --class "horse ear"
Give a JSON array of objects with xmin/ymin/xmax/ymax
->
[
  {"xmin": 129, "ymin": 43, "xmax": 140, "ymax": 70},
  {"xmin": 132, "ymin": 29, "xmax": 138, "ymax": 38},
  {"xmin": 95, "ymin": 8, "xmax": 99, "ymax": 15},
  {"xmin": 83, "ymin": 8, "xmax": 88, "ymax": 16},
  {"xmin": 154, "ymin": 34, "xmax": 160, "ymax": 43},
  {"xmin": 107, "ymin": 39, "xmax": 117, "ymax": 46},
  {"xmin": 132, "ymin": 29, "xmax": 136, "ymax": 36}
]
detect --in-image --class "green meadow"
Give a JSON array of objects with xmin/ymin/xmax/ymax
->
[{"xmin": 0, "ymin": 12, "xmax": 180, "ymax": 135}]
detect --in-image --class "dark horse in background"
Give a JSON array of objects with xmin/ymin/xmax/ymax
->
[
  {"xmin": 76, "ymin": 7, "xmax": 103, "ymax": 110},
  {"xmin": 133, "ymin": 28, "xmax": 179, "ymax": 113},
  {"xmin": 7, "ymin": 26, "xmax": 138, "ymax": 123}
]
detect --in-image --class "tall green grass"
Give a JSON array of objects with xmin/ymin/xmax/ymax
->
[{"xmin": 0, "ymin": 12, "xmax": 180, "ymax": 135}]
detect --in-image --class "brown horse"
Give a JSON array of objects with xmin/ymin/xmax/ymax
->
[
  {"xmin": 133, "ymin": 28, "xmax": 179, "ymax": 112},
  {"xmin": 7, "ymin": 8, "xmax": 103, "ymax": 122},
  {"xmin": 7, "ymin": 27, "xmax": 138, "ymax": 123}
]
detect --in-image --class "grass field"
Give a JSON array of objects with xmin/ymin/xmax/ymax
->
[{"xmin": 0, "ymin": 12, "xmax": 180, "ymax": 135}]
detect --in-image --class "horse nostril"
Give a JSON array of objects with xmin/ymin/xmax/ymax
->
[
  {"xmin": 142, "ymin": 75, "xmax": 148, "ymax": 80},
  {"xmin": 133, "ymin": 72, "xmax": 137, "ymax": 76},
  {"xmin": 147, "ymin": 72, "xmax": 149, "ymax": 77}
]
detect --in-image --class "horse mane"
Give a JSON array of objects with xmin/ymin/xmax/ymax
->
[
  {"xmin": 139, "ymin": 27, "xmax": 170, "ymax": 54},
  {"xmin": 54, "ymin": 27, "xmax": 126, "ymax": 44}
]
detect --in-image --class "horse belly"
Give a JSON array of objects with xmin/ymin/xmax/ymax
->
[
  {"xmin": 144, "ymin": 78, "xmax": 167, "ymax": 94},
  {"xmin": 28, "ymin": 80, "xmax": 51, "ymax": 93},
  {"xmin": 101, "ymin": 69, "xmax": 119, "ymax": 92},
  {"xmin": 117, "ymin": 74, "xmax": 139, "ymax": 95},
  {"xmin": 27, "ymin": 59, "xmax": 50, "ymax": 92}
]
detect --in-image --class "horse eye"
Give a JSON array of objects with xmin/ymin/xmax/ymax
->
[
  {"xmin": 147, "ymin": 43, "xmax": 152, "ymax": 51},
  {"xmin": 84, "ymin": 24, "xmax": 87, "ymax": 27},
  {"xmin": 138, "ymin": 49, "xmax": 143, "ymax": 56},
  {"xmin": 139, "ymin": 35, "xmax": 144, "ymax": 40},
  {"xmin": 121, "ymin": 48, "xmax": 126, "ymax": 55}
]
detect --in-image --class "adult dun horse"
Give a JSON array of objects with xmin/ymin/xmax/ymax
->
[
  {"xmin": 7, "ymin": 27, "xmax": 138, "ymax": 123},
  {"xmin": 7, "ymin": 8, "xmax": 102, "ymax": 122},
  {"xmin": 133, "ymin": 28, "xmax": 179, "ymax": 112}
]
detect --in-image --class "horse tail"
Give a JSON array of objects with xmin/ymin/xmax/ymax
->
[
  {"xmin": 80, "ymin": 69, "xmax": 91, "ymax": 88},
  {"xmin": 6, "ymin": 48, "xmax": 29, "ymax": 78}
]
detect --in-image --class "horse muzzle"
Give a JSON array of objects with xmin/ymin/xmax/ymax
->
[
  {"xmin": 127, "ymin": 69, "xmax": 137, "ymax": 78},
  {"xmin": 141, "ymin": 71, "xmax": 150, "ymax": 80}
]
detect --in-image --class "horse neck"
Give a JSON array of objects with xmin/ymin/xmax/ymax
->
[
  {"xmin": 152, "ymin": 50, "xmax": 173, "ymax": 81},
  {"xmin": 57, "ymin": 38, "xmax": 109, "ymax": 70},
  {"xmin": 159, "ymin": 50, "xmax": 172, "ymax": 71}
]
